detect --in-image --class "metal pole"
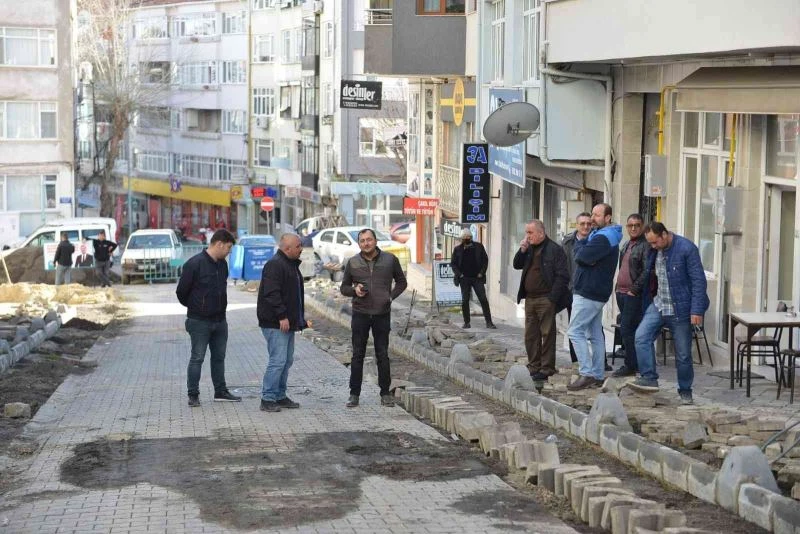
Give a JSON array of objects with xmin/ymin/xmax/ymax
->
[
  {"xmin": 429, "ymin": 214, "xmax": 436, "ymax": 312},
  {"xmin": 127, "ymin": 155, "xmax": 132, "ymax": 239}
]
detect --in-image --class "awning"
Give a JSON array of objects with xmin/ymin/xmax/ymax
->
[
  {"xmin": 122, "ymin": 176, "xmax": 231, "ymax": 207},
  {"xmin": 676, "ymin": 66, "xmax": 800, "ymax": 114}
]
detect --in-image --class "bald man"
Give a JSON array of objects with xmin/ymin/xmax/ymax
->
[{"xmin": 256, "ymin": 233, "xmax": 310, "ymax": 412}]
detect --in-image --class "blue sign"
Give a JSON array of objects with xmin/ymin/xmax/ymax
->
[
  {"xmin": 461, "ymin": 143, "xmax": 490, "ymax": 224},
  {"xmin": 488, "ymin": 88, "xmax": 526, "ymax": 188},
  {"xmin": 59, "ymin": 197, "xmax": 72, "ymax": 204}
]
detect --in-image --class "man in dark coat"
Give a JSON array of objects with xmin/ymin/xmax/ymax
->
[
  {"xmin": 513, "ymin": 219, "xmax": 570, "ymax": 380},
  {"xmin": 450, "ymin": 228, "xmax": 495, "ymax": 329},
  {"xmin": 54, "ymin": 232, "xmax": 75, "ymax": 285}
]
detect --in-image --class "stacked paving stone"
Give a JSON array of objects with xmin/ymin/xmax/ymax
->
[{"xmin": 0, "ymin": 308, "xmax": 61, "ymax": 376}]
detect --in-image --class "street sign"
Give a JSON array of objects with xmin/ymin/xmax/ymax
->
[
  {"xmin": 340, "ymin": 80, "xmax": 383, "ymax": 110},
  {"xmin": 402, "ymin": 197, "xmax": 439, "ymax": 216},
  {"xmin": 460, "ymin": 143, "xmax": 490, "ymax": 224},
  {"xmin": 260, "ymin": 197, "xmax": 275, "ymax": 212}
]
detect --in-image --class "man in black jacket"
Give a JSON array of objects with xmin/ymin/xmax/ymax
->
[
  {"xmin": 91, "ymin": 230, "xmax": 117, "ymax": 287},
  {"xmin": 613, "ymin": 213, "xmax": 649, "ymax": 377},
  {"xmin": 175, "ymin": 229, "xmax": 239, "ymax": 407},
  {"xmin": 513, "ymin": 220, "xmax": 570, "ymax": 380},
  {"xmin": 256, "ymin": 233, "xmax": 308, "ymax": 412},
  {"xmin": 451, "ymin": 228, "xmax": 495, "ymax": 329},
  {"xmin": 53, "ymin": 232, "xmax": 75, "ymax": 286},
  {"xmin": 341, "ymin": 229, "xmax": 407, "ymax": 408}
]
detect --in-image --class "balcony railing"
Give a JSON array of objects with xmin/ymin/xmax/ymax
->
[
  {"xmin": 365, "ymin": 8, "xmax": 392, "ymax": 25},
  {"xmin": 438, "ymin": 164, "xmax": 460, "ymax": 215}
]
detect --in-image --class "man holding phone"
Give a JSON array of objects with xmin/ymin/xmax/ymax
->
[{"xmin": 340, "ymin": 229, "xmax": 407, "ymax": 408}]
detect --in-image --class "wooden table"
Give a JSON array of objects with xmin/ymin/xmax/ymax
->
[{"xmin": 729, "ymin": 312, "xmax": 800, "ymax": 397}]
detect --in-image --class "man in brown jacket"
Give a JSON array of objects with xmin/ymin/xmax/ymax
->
[{"xmin": 340, "ymin": 229, "xmax": 407, "ymax": 408}]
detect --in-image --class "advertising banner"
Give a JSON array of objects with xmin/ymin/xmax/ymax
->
[
  {"xmin": 461, "ymin": 143, "xmax": 490, "ymax": 224},
  {"xmin": 340, "ymin": 80, "xmax": 383, "ymax": 110},
  {"xmin": 433, "ymin": 260, "xmax": 462, "ymax": 306}
]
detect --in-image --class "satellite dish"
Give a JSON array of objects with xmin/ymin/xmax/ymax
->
[{"xmin": 482, "ymin": 101, "xmax": 541, "ymax": 147}]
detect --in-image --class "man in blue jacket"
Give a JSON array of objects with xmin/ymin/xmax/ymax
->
[
  {"xmin": 630, "ymin": 222, "xmax": 709, "ymax": 405},
  {"xmin": 567, "ymin": 203, "xmax": 623, "ymax": 390}
]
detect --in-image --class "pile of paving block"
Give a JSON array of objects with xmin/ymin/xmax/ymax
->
[
  {"xmin": 396, "ymin": 385, "xmax": 708, "ymax": 534},
  {"xmin": 0, "ymin": 308, "xmax": 62, "ymax": 375}
]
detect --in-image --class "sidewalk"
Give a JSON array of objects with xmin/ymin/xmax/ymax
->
[{"xmin": 0, "ymin": 284, "xmax": 577, "ymax": 534}]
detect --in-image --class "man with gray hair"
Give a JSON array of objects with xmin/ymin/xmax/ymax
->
[
  {"xmin": 256, "ymin": 233, "xmax": 309, "ymax": 412},
  {"xmin": 451, "ymin": 228, "xmax": 495, "ymax": 329}
]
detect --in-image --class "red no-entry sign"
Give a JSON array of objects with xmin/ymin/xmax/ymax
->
[{"xmin": 260, "ymin": 197, "xmax": 275, "ymax": 212}]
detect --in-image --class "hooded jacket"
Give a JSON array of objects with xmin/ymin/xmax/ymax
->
[{"xmin": 573, "ymin": 224, "xmax": 623, "ymax": 303}]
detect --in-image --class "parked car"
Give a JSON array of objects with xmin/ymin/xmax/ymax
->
[
  {"xmin": 294, "ymin": 214, "xmax": 349, "ymax": 240},
  {"xmin": 389, "ymin": 221, "xmax": 413, "ymax": 244},
  {"xmin": 311, "ymin": 226, "xmax": 408, "ymax": 267},
  {"xmin": 120, "ymin": 229, "xmax": 185, "ymax": 284}
]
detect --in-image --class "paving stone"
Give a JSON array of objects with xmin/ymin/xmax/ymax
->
[
  {"xmin": 618, "ymin": 431, "xmax": 645, "ymax": 466},
  {"xmin": 607, "ymin": 501, "xmax": 662, "ymax": 534},
  {"xmin": 717, "ymin": 445, "xmax": 779, "ymax": 513},
  {"xmin": 778, "ymin": 462, "xmax": 800, "ymax": 487},
  {"xmin": 582, "ymin": 486, "xmax": 634, "ymax": 525},
  {"xmin": 772, "ymin": 493, "xmax": 800, "ymax": 534},
  {"xmin": 569, "ymin": 476, "xmax": 621, "ymax": 516},
  {"xmin": 513, "ymin": 440, "xmax": 538, "ymax": 471},
  {"xmin": 503, "ymin": 364, "xmax": 535, "ymax": 393},
  {"xmin": 748, "ymin": 416, "xmax": 788, "ymax": 432},
  {"xmin": 562, "ymin": 469, "xmax": 610, "ymax": 501},
  {"xmin": 661, "ymin": 448, "xmax": 695, "ymax": 491},
  {"xmin": 3, "ymin": 402, "xmax": 31, "ymax": 419},
  {"xmin": 534, "ymin": 440, "xmax": 560, "ymax": 466},
  {"xmin": 688, "ymin": 461, "xmax": 718, "ymax": 504},
  {"xmin": 627, "ymin": 509, "xmax": 686, "ymax": 533},
  {"xmin": 554, "ymin": 465, "xmax": 600, "ymax": 496},
  {"xmin": 586, "ymin": 393, "xmax": 631, "ymax": 444},
  {"xmin": 637, "ymin": 441, "xmax": 665, "ymax": 479},
  {"xmin": 727, "ymin": 435, "xmax": 759, "ymax": 447},
  {"xmin": 738, "ymin": 482, "xmax": 779, "ymax": 531},
  {"xmin": 633, "ymin": 529, "xmax": 713, "ymax": 534},
  {"xmin": 681, "ymin": 421, "xmax": 708, "ymax": 450},
  {"xmin": 537, "ymin": 463, "xmax": 580, "ymax": 493},
  {"xmin": 449, "ymin": 343, "xmax": 473, "ymax": 365},
  {"xmin": 599, "ymin": 424, "xmax": 621, "ymax": 456}
]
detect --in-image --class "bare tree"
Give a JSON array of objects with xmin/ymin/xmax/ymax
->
[{"xmin": 75, "ymin": 0, "xmax": 170, "ymax": 217}]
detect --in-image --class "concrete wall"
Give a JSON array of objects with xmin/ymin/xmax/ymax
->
[
  {"xmin": 390, "ymin": 1, "xmax": 465, "ymax": 77},
  {"xmin": 547, "ymin": 0, "xmax": 800, "ymax": 63}
]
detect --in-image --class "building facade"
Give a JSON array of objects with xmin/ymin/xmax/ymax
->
[{"xmin": 0, "ymin": 0, "xmax": 75, "ymax": 245}]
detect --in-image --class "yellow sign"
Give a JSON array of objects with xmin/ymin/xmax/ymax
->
[
  {"xmin": 230, "ymin": 185, "xmax": 243, "ymax": 201},
  {"xmin": 453, "ymin": 78, "xmax": 465, "ymax": 126},
  {"xmin": 122, "ymin": 176, "xmax": 231, "ymax": 207}
]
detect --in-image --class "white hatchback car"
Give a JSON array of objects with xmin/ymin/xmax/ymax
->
[{"xmin": 311, "ymin": 226, "xmax": 399, "ymax": 265}]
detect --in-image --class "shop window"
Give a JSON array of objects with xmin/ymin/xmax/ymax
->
[{"xmin": 766, "ymin": 114, "xmax": 799, "ymax": 179}]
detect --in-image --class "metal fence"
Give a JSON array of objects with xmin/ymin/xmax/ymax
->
[{"xmin": 121, "ymin": 244, "xmax": 205, "ymax": 284}]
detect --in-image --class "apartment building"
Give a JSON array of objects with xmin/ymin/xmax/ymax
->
[{"xmin": 0, "ymin": 0, "xmax": 75, "ymax": 245}]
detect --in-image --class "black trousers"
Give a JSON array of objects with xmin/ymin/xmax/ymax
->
[
  {"xmin": 460, "ymin": 277, "xmax": 493, "ymax": 325},
  {"xmin": 616, "ymin": 292, "xmax": 643, "ymax": 371},
  {"xmin": 350, "ymin": 311, "xmax": 391, "ymax": 396}
]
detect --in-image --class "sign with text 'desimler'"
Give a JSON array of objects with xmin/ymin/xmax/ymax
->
[
  {"xmin": 461, "ymin": 143, "xmax": 490, "ymax": 224},
  {"xmin": 340, "ymin": 80, "xmax": 382, "ymax": 110}
]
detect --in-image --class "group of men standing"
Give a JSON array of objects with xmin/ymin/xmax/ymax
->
[
  {"xmin": 514, "ymin": 203, "xmax": 709, "ymax": 404},
  {"xmin": 53, "ymin": 230, "xmax": 117, "ymax": 287}
]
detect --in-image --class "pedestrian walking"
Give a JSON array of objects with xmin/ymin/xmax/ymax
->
[
  {"xmin": 561, "ymin": 212, "xmax": 592, "ymax": 363},
  {"xmin": 630, "ymin": 222, "xmax": 709, "ymax": 405},
  {"xmin": 513, "ymin": 220, "xmax": 571, "ymax": 380},
  {"xmin": 612, "ymin": 213, "xmax": 649, "ymax": 377},
  {"xmin": 91, "ymin": 230, "xmax": 117, "ymax": 287},
  {"xmin": 256, "ymin": 233, "xmax": 308, "ymax": 413},
  {"xmin": 53, "ymin": 232, "xmax": 74, "ymax": 286},
  {"xmin": 340, "ymin": 228, "xmax": 408, "ymax": 408},
  {"xmin": 175, "ymin": 229, "xmax": 240, "ymax": 407},
  {"xmin": 566, "ymin": 203, "xmax": 622, "ymax": 390},
  {"xmin": 450, "ymin": 228, "xmax": 496, "ymax": 329}
]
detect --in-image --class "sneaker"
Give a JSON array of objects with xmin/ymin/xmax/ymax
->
[
  {"xmin": 188, "ymin": 395, "xmax": 200, "ymax": 407},
  {"xmin": 462, "ymin": 323, "xmax": 471, "ymax": 329},
  {"xmin": 679, "ymin": 391, "xmax": 694, "ymax": 405},
  {"xmin": 346, "ymin": 395, "xmax": 359, "ymax": 408},
  {"xmin": 214, "ymin": 389, "xmax": 242, "ymax": 402},
  {"xmin": 627, "ymin": 377, "xmax": 660, "ymax": 392},
  {"xmin": 260, "ymin": 400, "xmax": 281, "ymax": 412},
  {"xmin": 380, "ymin": 395, "xmax": 395, "ymax": 407},
  {"xmin": 612, "ymin": 365, "xmax": 637, "ymax": 378},
  {"xmin": 277, "ymin": 397, "xmax": 300, "ymax": 409},
  {"xmin": 567, "ymin": 375, "xmax": 600, "ymax": 391},
  {"xmin": 486, "ymin": 322, "xmax": 497, "ymax": 329},
  {"xmin": 530, "ymin": 372, "xmax": 549, "ymax": 381}
]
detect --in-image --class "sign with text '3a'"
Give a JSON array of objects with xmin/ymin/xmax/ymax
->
[
  {"xmin": 461, "ymin": 143, "xmax": 490, "ymax": 224},
  {"xmin": 402, "ymin": 197, "xmax": 439, "ymax": 216}
]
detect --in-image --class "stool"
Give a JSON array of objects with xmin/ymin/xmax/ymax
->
[
  {"xmin": 660, "ymin": 325, "xmax": 713, "ymax": 366},
  {"xmin": 779, "ymin": 349, "xmax": 800, "ymax": 404},
  {"xmin": 610, "ymin": 323, "xmax": 623, "ymax": 365}
]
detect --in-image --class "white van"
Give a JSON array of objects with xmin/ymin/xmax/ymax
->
[{"xmin": 6, "ymin": 217, "xmax": 119, "ymax": 256}]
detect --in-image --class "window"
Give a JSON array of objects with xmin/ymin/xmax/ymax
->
[
  {"xmin": 0, "ymin": 101, "xmax": 57, "ymax": 139},
  {"xmin": 170, "ymin": 108, "xmax": 182, "ymax": 130},
  {"xmin": 180, "ymin": 154, "xmax": 217, "ymax": 181},
  {"xmin": 281, "ymin": 30, "xmax": 292, "ymax": 63},
  {"xmin": 766, "ymin": 115, "xmax": 800, "ymax": 179},
  {"xmin": 358, "ymin": 118, "xmax": 405, "ymax": 157},
  {"xmin": 324, "ymin": 144, "xmax": 334, "ymax": 178},
  {"xmin": 302, "ymin": 76, "xmax": 316, "ymax": 116},
  {"xmin": 280, "ymin": 85, "xmax": 292, "ymax": 118},
  {"xmin": 0, "ymin": 27, "xmax": 55, "ymax": 66},
  {"xmin": 78, "ymin": 139, "xmax": 91, "ymax": 159},
  {"xmin": 323, "ymin": 83, "xmax": 334, "ymax": 115},
  {"xmin": 320, "ymin": 231, "xmax": 334, "ymax": 243},
  {"xmin": 136, "ymin": 150, "xmax": 170, "ymax": 174},
  {"xmin": 132, "ymin": 17, "xmax": 167, "ymax": 39},
  {"xmin": 254, "ymin": 34, "xmax": 274, "ymax": 62},
  {"xmin": 138, "ymin": 106, "xmax": 170, "ymax": 130},
  {"xmin": 336, "ymin": 232, "xmax": 351, "ymax": 245},
  {"xmin": 323, "ymin": 22, "xmax": 333, "ymax": 58},
  {"xmin": 2, "ymin": 174, "xmax": 57, "ymax": 213},
  {"xmin": 253, "ymin": 138, "xmax": 273, "ymax": 167},
  {"xmin": 491, "ymin": 0, "xmax": 505, "ymax": 82},
  {"xmin": 219, "ymin": 158, "xmax": 245, "ymax": 181},
  {"xmin": 222, "ymin": 11, "xmax": 246, "ymax": 34},
  {"xmin": 222, "ymin": 110, "xmax": 245, "ymax": 134},
  {"xmin": 222, "ymin": 61, "xmax": 245, "ymax": 84},
  {"xmin": 294, "ymin": 28, "xmax": 304, "ymax": 62},
  {"xmin": 177, "ymin": 61, "xmax": 218, "ymax": 85},
  {"xmin": 522, "ymin": 0, "xmax": 540, "ymax": 82},
  {"xmin": 171, "ymin": 13, "xmax": 217, "ymax": 37},
  {"xmin": 140, "ymin": 61, "xmax": 172, "ymax": 84},
  {"xmin": 253, "ymin": 87, "xmax": 275, "ymax": 116},
  {"xmin": 301, "ymin": 135, "xmax": 317, "ymax": 175},
  {"xmin": 417, "ymin": 0, "xmax": 466, "ymax": 14},
  {"xmin": 44, "ymin": 174, "xmax": 56, "ymax": 208},
  {"xmin": 253, "ymin": 0, "xmax": 276, "ymax": 9}
]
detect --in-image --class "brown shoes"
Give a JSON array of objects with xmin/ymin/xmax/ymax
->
[{"xmin": 567, "ymin": 375, "xmax": 601, "ymax": 391}]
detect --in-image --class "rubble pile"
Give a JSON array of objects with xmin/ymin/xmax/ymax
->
[{"xmin": 1, "ymin": 247, "xmax": 117, "ymax": 286}]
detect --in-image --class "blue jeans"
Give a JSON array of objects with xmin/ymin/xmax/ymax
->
[
  {"xmin": 185, "ymin": 317, "xmax": 228, "ymax": 396},
  {"xmin": 55, "ymin": 265, "xmax": 71, "ymax": 285},
  {"xmin": 261, "ymin": 328, "xmax": 295, "ymax": 402},
  {"xmin": 567, "ymin": 294, "xmax": 607, "ymax": 380},
  {"xmin": 634, "ymin": 302, "xmax": 694, "ymax": 393}
]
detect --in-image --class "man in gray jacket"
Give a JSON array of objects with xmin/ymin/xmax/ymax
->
[
  {"xmin": 340, "ymin": 229, "xmax": 407, "ymax": 408},
  {"xmin": 561, "ymin": 212, "xmax": 591, "ymax": 363}
]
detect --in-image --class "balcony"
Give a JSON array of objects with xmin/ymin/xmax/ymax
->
[
  {"xmin": 301, "ymin": 53, "xmax": 318, "ymax": 72},
  {"xmin": 300, "ymin": 114, "xmax": 318, "ymax": 134},
  {"xmin": 438, "ymin": 164, "xmax": 460, "ymax": 216},
  {"xmin": 364, "ymin": 1, "xmax": 466, "ymax": 77},
  {"xmin": 547, "ymin": 0, "xmax": 800, "ymax": 64}
]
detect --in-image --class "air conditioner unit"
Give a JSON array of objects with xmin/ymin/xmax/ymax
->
[
  {"xmin": 255, "ymin": 116, "xmax": 270, "ymax": 129},
  {"xmin": 313, "ymin": 0, "xmax": 323, "ymax": 13}
]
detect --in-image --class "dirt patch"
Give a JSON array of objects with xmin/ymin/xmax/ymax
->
[
  {"xmin": 59, "ymin": 432, "xmax": 498, "ymax": 530},
  {"xmin": 2, "ymin": 247, "xmax": 119, "ymax": 286},
  {"xmin": 304, "ymin": 310, "xmax": 767, "ymax": 534}
]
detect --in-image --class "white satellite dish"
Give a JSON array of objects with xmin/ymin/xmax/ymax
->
[{"xmin": 482, "ymin": 101, "xmax": 541, "ymax": 147}]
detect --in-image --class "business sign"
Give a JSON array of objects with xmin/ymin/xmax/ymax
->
[
  {"xmin": 433, "ymin": 260, "xmax": 462, "ymax": 306},
  {"xmin": 402, "ymin": 196, "xmax": 439, "ymax": 216},
  {"xmin": 440, "ymin": 218, "xmax": 464, "ymax": 239},
  {"xmin": 440, "ymin": 78, "xmax": 476, "ymax": 126},
  {"xmin": 461, "ymin": 143, "xmax": 490, "ymax": 224},
  {"xmin": 340, "ymin": 80, "xmax": 382, "ymax": 110},
  {"xmin": 488, "ymin": 88, "xmax": 526, "ymax": 187}
]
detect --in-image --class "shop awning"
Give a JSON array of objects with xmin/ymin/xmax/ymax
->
[
  {"xmin": 676, "ymin": 66, "xmax": 800, "ymax": 114},
  {"xmin": 122, "ymin": 176, "xmax": 231, "ymax": 207}
]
